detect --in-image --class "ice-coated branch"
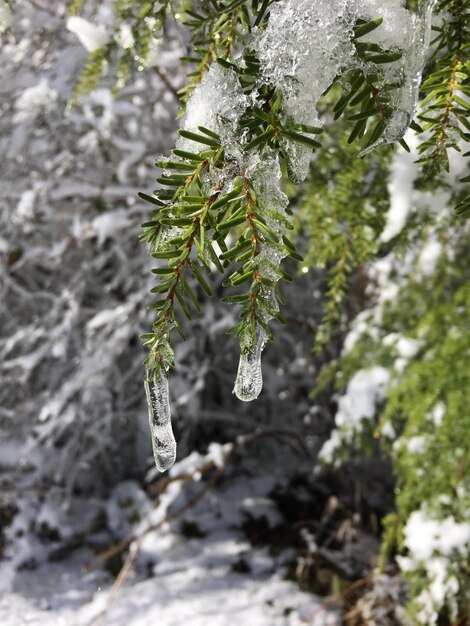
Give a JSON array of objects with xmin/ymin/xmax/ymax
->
[{"xmin": 140, "ymin": 0, "xmax": 440, "ymax": 470}]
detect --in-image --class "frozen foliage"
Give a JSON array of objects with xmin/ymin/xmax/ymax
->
[
  {"xmin": 2, "ymin": 0, "xmax": 327, "ymax": 489},
  {"xmin": 253, "ymin": 0, "xmax": 435, "ymax": 175},
  {"xmin": 143, "ymin": 0, "xmax": 437, "ymax": 461}
]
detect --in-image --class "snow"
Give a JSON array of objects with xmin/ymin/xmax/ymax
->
[
  {"xmin": 13, "ymin": 189, "xmax": 36, "ymax": 224},
  {"xmin": 86, "ymin": 305, "xmax": 132, "ymax": 332},
  {"xmin": 380, "ymin": 131, "xmax": 419, "ymax": 242},
  {"xmin": 335, "ymin": 367, "xmax": 389, "ymax": 432},
  {"xmin": 318, "ymin": 428, "xmax": 343, "ymax": 464},
  {"xmin": 406, "ymin": 435, "xmax": 426, "ymax": 454},
  {"xmin": 384, "ymin": 335, "xmax": 423, "ymax": 372},
  {"xmin": 427, "ymin": 402, "xmax": 445, "ymax": 426},
  {"xmin": 207, "ymin": 442, "xmax": 231, "ymax": 469},
  {"xmin": 319, "ymin": 367, "xmax": 389, "ymax": 461},
  {"xmin": 0, "ymin": 450, "xmax": 340, "ymax": 626},
  {"xmin": 116, "ymin": 23, "xmax": 135, "ymax": 50},
  {"xmin": 403, "ymin": 510, "xmax": 470, "ymax": 562},
  {"xmin": 88, "ymin": 209, "xmax": 134, "ymax": 244},
  {"xmin": 396, "ymin": 337, "xmax": 422, "ymax": 359},
  {"xmin": 343, "ymin": 310, "xmax": 375, "ymax": 353},
  {"xmin": 178, "ymin": 64, "xmax": 248, "ymax": 154},
  {"xmin": 417, "ymin": 236, "xmax": 442, "ymax": 276},
  {"xmin": 66, "ymin": 16, "xmax": 110, "ymax": 53},
  {"xmin": 14, "ymin": 80, "xmax": 58, "ymax": 122},
  {"xmin": 400, "ymin": 509, "xmax": 470, "ymax": 625},
  {"xmin": 74, "ymin": 570, "xmax": 338, "ymax": 626}
]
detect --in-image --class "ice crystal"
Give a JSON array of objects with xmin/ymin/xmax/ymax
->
[
  {"xmin": 145, "ymin": 369, "xmax": 177, "ymax": 472},
  {"xmin": 233, "ymin": 327, "xmax": 267, "ymax": 402}
]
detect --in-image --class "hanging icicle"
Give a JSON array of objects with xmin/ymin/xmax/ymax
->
[
  {"xmin": 145, "ymin": 367, "xmax": 177, "ymax": 472},
  {"xmin": 233, "ymin": 327, "xmax": 267, "ymax": 402}
]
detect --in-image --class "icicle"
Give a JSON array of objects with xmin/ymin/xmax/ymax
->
[
  {"xmin": 145, "ymin": 369, "xmax": 176, "ymax": 472},
  {"xmin": 233, "ymin": 327, "xmax": 267, "ymax": 402}
]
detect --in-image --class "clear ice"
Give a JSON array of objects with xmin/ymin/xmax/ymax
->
[
  {"xmin": 254, "ymin": 0, "xmax": 436, "ymax": 172},
  {"xmin": 233, "ymin": 328, "xmax": 267, "ymax": 402},
  {"xmin": 145, "ymin": 369, "xmax": 177, "ymax": 472},
  {"xmin": 360, "ymin": 0, "xmax": 437, "ymax": 154}
]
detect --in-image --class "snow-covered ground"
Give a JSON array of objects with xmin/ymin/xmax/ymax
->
[{"xmin": 0, "ymin": 448, "xmax": 340, "ymax": 626}]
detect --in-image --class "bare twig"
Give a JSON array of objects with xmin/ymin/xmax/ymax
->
[
  {"xmin": 304, "ymin": 565, "xmax": 397, "ymax": 623},
  {"xmin": 87, "ymin": 540, "xmax": 141, "ymax": 626},
  {"xmin": 85, "ymin": 428, "xmax": 307, "ymax": 570},
  {"xmin": 153, "ymin": 65, "xmax": 181, "ymax": 102},
  {"xmin": 83, "ymin": 428, "xmax": 310, "ymax": 626}
]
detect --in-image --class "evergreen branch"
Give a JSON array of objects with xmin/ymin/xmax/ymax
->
[
  {"xmin": 70, "ymin": 0, "xmax": 174, "ymax": 99},
  {"xmin": 417, "ymin": 47, "xmax": 470, "ymax": 180},
  {"xmin": 413, "ymin": 0, "xmax": 470, "ymax": 208}
]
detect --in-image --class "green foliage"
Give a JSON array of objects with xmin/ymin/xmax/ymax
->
[
  {"xmin": 72, "ymin": 46, "xmax": 110, "ymax": 99},
  {"xmin": 295, "ymin": 124, "xmax": 392, "ymax": 346},
  {"xmin": 178, "ymin": 0, "xmax": 257, "ymax": 103},
  {"xmin": 319, "ymin": 198, "xmax": 470, "ymax": 621},
  {"xmin": 70, "ymin": 0, "xmax": 173, "ymax": 99},
  {"xmin": 415, "ymin": 0, "xmax": 470, "ymax": 214}
]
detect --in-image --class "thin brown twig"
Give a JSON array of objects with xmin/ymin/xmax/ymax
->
[
  {"xmin": 84, "ymin": 450, "xmax": 234, "ymax": 626},
  {"xmin": 87, "ymin": 540, "xmax": 142, "ymax": 626},
  {"xmin": 83, "ymin": 428, "xmax": 310, "ymax": 626},
  {"xmin": 305, "ymin": 565, "xmax": 397, "ymax": 622},
  {"xmin": 84, "ymin": 450, "xmax": 234, "ymax": 572},
  {"xmin": 153, "ymin": 65, "xmax": 181, "ymax": 101},
  {"xmin": 85, "ymin": 428, "xmax": 308, "ymax": 570}
]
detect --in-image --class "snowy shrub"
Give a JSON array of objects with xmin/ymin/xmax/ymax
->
[{"xmin": 317, "ymin": 141, "xmax": 470, "ymax": 621}]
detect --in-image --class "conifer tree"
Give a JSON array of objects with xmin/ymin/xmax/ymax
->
[{"xmin": 68, "ymin": 1, "xmax": 470, "ymax": 623}]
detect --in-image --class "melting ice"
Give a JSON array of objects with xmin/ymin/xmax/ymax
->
[
  {"xmin": 233, "ymin": 328, "xmax": 267, "ymax": 402},
  {"xmin": 145, "ymin": 370, "xmax": 177, "ymax": 472}
]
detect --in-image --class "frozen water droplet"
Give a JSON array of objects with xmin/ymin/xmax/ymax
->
[
  {"xmin": 145, "ymin": 370, "xmax": 176, "ymax": 472},
  {"xmin": 233, "ymin": 329, "xmax": 266, "ymax": 402}
]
